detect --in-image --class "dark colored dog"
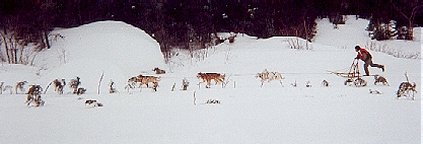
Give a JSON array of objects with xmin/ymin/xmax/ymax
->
[
  {"xmin": 153, "ymin": 67, "xmax": 166, "ymax": 74},
  {"xmin": 85, "ymin": 99, "xmax": 103, "ymax": 107}
]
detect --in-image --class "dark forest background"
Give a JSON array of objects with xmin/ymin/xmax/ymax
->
[{"xmin": 0, "ymin": 0, "xmax": 422, "ymax": 63}]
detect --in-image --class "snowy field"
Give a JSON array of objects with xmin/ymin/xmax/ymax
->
[{"xmin": 0, "ymin": 17, "xmax": 420, "ymax": 144}]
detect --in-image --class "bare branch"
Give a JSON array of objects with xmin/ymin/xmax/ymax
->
[{"xmin": 389, "ymin": 0, "xmax": 411, "ymax": 20}]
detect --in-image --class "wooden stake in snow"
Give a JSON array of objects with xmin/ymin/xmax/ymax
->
[
  {"xmin": 405, "ymin": 72, "xmax": 410, "ymax": 82},
  {"xmin": 182, "ymin": 78, "xmax": 189, "ymax": 91},
  {"xmin": 44, "ymin": 82, "xmax": 52, "ymax": 94},
  {"xmin": 193, "ymin": 90, "xmax": 197, "ymax": 106},
  {"xmin": 0, "ymin": 82, "xmax": 3, "ymax": 94},
  {"xmin": 222, "ymin": 74, "xmax": 231, "ymax": 88},
  {"xmin": 97, "ymin": 72, "xmax": 104, "ymax": 95},
  {"xmin": 171, "ymin": 83, "xmax": 176, "ymax": 91}
]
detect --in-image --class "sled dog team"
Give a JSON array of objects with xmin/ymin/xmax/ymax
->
[
  {"xmin": 0, "ymin": 68, "xmax": 411, "ymax": 95},
  {"xmin": 0, "ymin": 66, "xmax": 416, "ymax": 108}
]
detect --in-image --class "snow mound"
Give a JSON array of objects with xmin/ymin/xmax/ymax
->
[{"xmin": 34, "ymin": 21, "xmax": 165, "ymax": 93}]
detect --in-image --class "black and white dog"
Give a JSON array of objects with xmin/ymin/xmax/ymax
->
[{"xmin": 85, "ymin": 99, "xmax": 103, "ymax": 108}]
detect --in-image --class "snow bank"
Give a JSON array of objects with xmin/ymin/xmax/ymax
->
[
  {"xmin": 34, "ymin": 21, "xmax": 165, "ymax": 93},
  {"xmin": 413, "ymin": 27, "xmax": 422, "ymax": 42}
]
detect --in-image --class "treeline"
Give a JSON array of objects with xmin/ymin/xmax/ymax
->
[{"xmin": 0, "ymin": 0, "xmax": 422, "ymax": 63}]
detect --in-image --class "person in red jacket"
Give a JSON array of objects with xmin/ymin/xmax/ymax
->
[{"xmin": 355, "ymin": 45, "xmax": 384, "ymax": 76}]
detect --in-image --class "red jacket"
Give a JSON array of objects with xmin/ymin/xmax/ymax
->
[{"xmin": 356, "ymin": 48, "xmax": 371, "ymax": 61}]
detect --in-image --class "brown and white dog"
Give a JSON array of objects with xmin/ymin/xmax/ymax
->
[
  {"xmin": 27, "ymin": 85, "xmax": 43, "ymax": 95},
  {"xmin": 153, "ymin": 67, "xmax": 166, "ymax": 74},
  {"xmin": 69, "ymin": 77, "xmax": 81, "ymax": 94},
  {"xmin": 373, "ymin": 75, "xmax": 389, "ymax": 86},
  {"xmin": 128, "ymin": 75, "xmax": 160, "ymax": 88},
  {"xmin": 15, "ymin": 81, "xmax": 28, "ymax": 94},
  {"xmin": 25, "ymin": 85, "xmax": 44, "ymax": 107},
  {"xmin": 197, "ymin": 72, "xmax": 225, "ymax": 88},
  {"xmin": 52, "ymin": 79, "xmax": 66, "ymax": 94},
  {"xmin": 396, "ymin": 82, "xmax": 417, "ymax": 99}
]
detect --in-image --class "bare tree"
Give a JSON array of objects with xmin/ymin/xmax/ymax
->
[
  {"xmin": 0, "ymin": 26, "xmax": 10, "ymax": 63},
  {"xmin": 39, "ymin": 0, "xmax": 58, "ymax": 49},
  {"xmin": 389, "ymin": 0, "xmax": 423, "ymax": 40}
]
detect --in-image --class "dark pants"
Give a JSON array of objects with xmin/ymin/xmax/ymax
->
[{"xmin": 363, "ymin": 57, "xmax": 383, "ymax": 75}]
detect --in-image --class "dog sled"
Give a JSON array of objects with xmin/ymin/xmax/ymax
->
[
  {"xmin": 328, "ymin": 59, "xmax": 367, "ymax": 87},
  {"xmin": 328, "ymin": 71, "xmax": 376, "ymax": 78}
]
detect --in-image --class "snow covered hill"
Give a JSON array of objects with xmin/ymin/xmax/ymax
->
[
  {"xmin": 33, "ymin": 21, "xmax": 166, "ymax": 93},
  {"xmin": 0, "ymin": 19, "xmax": 420, "ymax": 144}
]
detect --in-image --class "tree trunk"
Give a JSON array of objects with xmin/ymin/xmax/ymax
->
[
  {"xmin": 44, "ymin": 31, "xmax": 50, "ymax": 49},
  {"xmin": 407, "ymin": 22, "xmax": 414, "ymax": 40},
  {"xmin": 303, "ymin": 15, "xmax": 309, "ymax": 41},
  {"xmin": 77, "ymin": 0, "xmax": 82, "ymax": 25},
  {"xmin": 13, "ymin": 47, "xmax": 18, "ymax": 64},
  {"xmin": 19, "ymin": 45, "xmax": 24, "ymax": 64},
  {"xmin": 8, "ymin": 37, "xmax": 15, "ymax": 64},
  {"xmin": 1, "ymin": 28, "xmax": 10, "ymax": 63}
]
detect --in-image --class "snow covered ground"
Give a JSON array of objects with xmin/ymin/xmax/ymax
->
[{"xmin": 0, "ymin": 17, "xmax": 420, "ymax": 144}]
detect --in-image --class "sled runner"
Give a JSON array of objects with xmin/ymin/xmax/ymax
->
[{"xmin": 327, "ymin": 71, "xmax": 376, "ymax": 78}]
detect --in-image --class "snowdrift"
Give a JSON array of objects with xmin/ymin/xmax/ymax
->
[{"xmin": 34, "ymin": 21, "xmax": 165, "ymax": 93}]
